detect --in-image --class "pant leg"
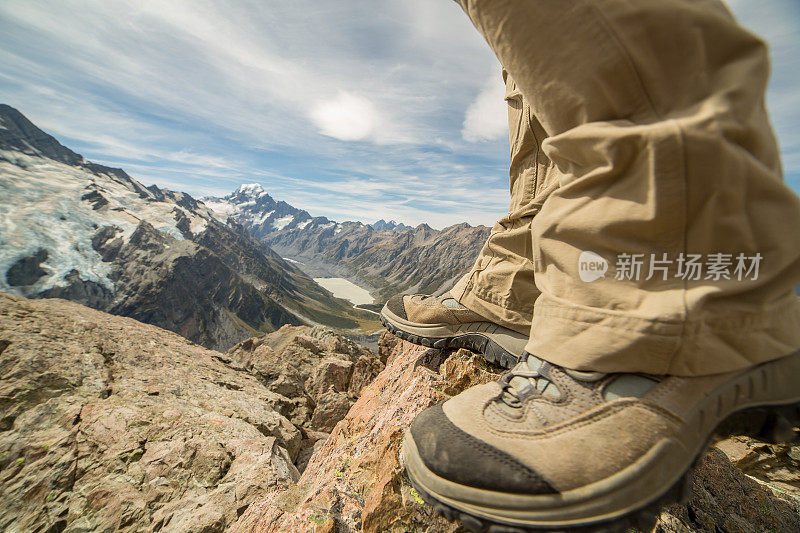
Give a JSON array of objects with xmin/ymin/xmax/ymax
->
[
  {"xmin": 452, "ymin": 69, "xmax": 557, "ymax": 335},
  {"xmin": 454, "ymin": 0, "xmax": 800, "ymax": 375}
]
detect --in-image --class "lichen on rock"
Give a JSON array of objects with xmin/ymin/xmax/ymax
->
[{"xmin": 233, "ymin": 333, "xmax": 500, "ymax": 533}]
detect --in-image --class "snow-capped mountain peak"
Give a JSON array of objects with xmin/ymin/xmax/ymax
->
[
  {"xmin": 236, "ymin": 183, "xmax": 265, "ymax": 195},
  {"xmin": 371, "ymin": 219, "xmax": 411, "ymax": 232},
  {"xmin": 200, "ymin": 184, "xmax": 317, "ymax": 240},
  {"xmin": 232, "ymin": 183, "xmax": 272, "ymax": 201},
  {"xmin": 0, "ymin": 107, "xmax": 214, "ymax": 296}
]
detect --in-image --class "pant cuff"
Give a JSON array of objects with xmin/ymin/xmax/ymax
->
[
  {"xmin": 526, "ymin": 293, "xmax": 800, "ymax": 376},
  {"xmin": 451, "ymin": 274, "xmax": 533, "ymax": 335}
]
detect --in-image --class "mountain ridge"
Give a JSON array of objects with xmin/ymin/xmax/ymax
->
[{"xmin": 0, "ymin": 105, "xmax": 379, "ymax": 349}]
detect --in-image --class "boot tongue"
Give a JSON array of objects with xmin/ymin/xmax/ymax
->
[
  {"xmin": 503, "ymin": 354, "xmax": 606, "ymax": 406},
  {"xmin": 441, "ymin": 297, "xmax": 466, "ymax": 310}
]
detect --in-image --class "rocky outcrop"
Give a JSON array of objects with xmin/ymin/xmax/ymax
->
[
  {"xmin": 660, "ymin": 448, "xmax": 800, "ymax": 532},
  {"xmin": 223, "ymin": 325, "xmax": 385, "ymax": 470},
  {"xmin": 715, "ymin": 436, "xmax": 800, "ymax": 503},
  {"xmin": 0, "ymin": 293, "xmax": 301, "ymax": 533},
  {"xmin": 3, "ymin": 290, "xmax": 797, "ymax": 533},
  {"xmin": 232, "ymin": 334, "xmax": 504, "ymax": 533},
  {"xmin": 235, "ymin": 333, "xmax": 800, "ymax": 533},
  {"xmin": 0, "ymin": 294, "xmax": 383, "ymax": 533}
]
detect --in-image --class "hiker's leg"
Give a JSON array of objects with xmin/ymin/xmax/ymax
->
[
  {"xmin": 381, "ymin": 70, "xmax": 551, "ymax": 365},
  {"xmin": 402, "ymin": 3, "xmax": 800, "ymax": 529},
  {"xmin": 452, "ymin": 70, "xmax": 556, "ymax": 336},
  {"xmin": 454, "ymin": 0, "xmax": 800, "ymax": 375}
]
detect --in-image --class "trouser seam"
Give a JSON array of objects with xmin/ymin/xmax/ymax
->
[
  {"xmin": 671, "ymin": 118, "xmax": 690, "ymax": 371},
  {"xmin": 587, "ymin": 1, "xmax": 661, "ymax": 121}
]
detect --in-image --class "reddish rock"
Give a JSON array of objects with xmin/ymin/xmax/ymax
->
[{"xmin": 232, "ymin": 338, "xmax": 490, "ymax": 533}]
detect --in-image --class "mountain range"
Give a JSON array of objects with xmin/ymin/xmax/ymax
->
[
  {"xmin": 0, "ymin": 102, "xmax": 491, "ymax": 350},
  {"xmin": 202, "ymin": 185, "xmax": 491, "ymax": 306},
  {"xmin": 200, "ymin": 186, "xmax": 410, "ymax": 239},
  {"xmin": 0, "ymin": 104, "xmax": 378, "ymax": 350},
  {"xmin": 371, "ymin": 219, "xmax": 410, "ymax": 232}
]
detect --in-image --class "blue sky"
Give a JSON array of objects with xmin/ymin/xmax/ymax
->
[{"xmin": 1, "ymin": 0, "xmax": 798, "ymax": 228}]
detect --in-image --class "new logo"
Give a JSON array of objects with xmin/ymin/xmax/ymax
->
[{"xmin": 578, "ymin": 251, "xmax": 608, "ymax": 282}]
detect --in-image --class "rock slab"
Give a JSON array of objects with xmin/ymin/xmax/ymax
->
[{"xmin": 0, "ymin": 293, "xmax": 303, "ymax": 533}]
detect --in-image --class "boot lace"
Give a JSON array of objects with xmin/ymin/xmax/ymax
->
[
  {"xmin": 496, "ymin": 356, "xmax": 605, "ymax": 408},
  {"xmin": 497, "ymin": 358, "xmax": 557, "ymax": 408}
]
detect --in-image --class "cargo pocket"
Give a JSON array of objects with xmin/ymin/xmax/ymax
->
[{"xmin": 504, "ymin": 70, "xmax": 547, "ymax": 212}]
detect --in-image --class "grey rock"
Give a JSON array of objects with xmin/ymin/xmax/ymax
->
[
  {"xmin": 0, "ymin": 293, "xmax": 301, "ymax": 533},
  {"xmin": 310, "ymin": 357, "xmax": 354, "ymax": 396},
  {"xmin": 4, "ymin": 248, "xmax": 48, "ymax": 286},
  {"xmin": 310, "ymin": 390, "xmax": 353, "ymax": 433}
]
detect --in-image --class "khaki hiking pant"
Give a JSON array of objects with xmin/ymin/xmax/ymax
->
[{"xmin": 451, "ymin": 0, "xmax": 800, "ymax": 376}]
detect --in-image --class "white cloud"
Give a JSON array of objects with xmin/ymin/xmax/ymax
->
[
  {"xmin": 462, "ymin": 74, "xmax": 507, "ymax": 143},
  {"xmin": 310, "ymin": 92, "xmax": 377, "ymax": 141}
]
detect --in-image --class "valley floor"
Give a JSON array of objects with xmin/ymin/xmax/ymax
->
[{"xmin": 313, "ymin": 277, "xmax": 374, "ymax": 306}]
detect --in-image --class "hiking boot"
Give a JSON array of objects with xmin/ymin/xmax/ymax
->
[
  {"xmin": 402, "ymin": 350, "xmax": 800, "ymax": 532},
  {"xmin": 381, "ymin": 294, "xmax": 527, "ymax": 368}
]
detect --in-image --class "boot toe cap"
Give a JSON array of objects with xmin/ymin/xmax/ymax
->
[
  {"xmin": 409, "ymin": 403, "xmax": 556, "ymax": 495},
  {"xmin": 384, "ymin": 294, "xmax": 409, "ymax": 320}
]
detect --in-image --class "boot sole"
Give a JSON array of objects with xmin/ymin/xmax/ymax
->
[
  {"xmin": 402, "ymin": 359, "xmax": 800, "ymax": 531},
  {"xmin": 380, "ymin": 305, "xmax": 527, "ymax": 369}
]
